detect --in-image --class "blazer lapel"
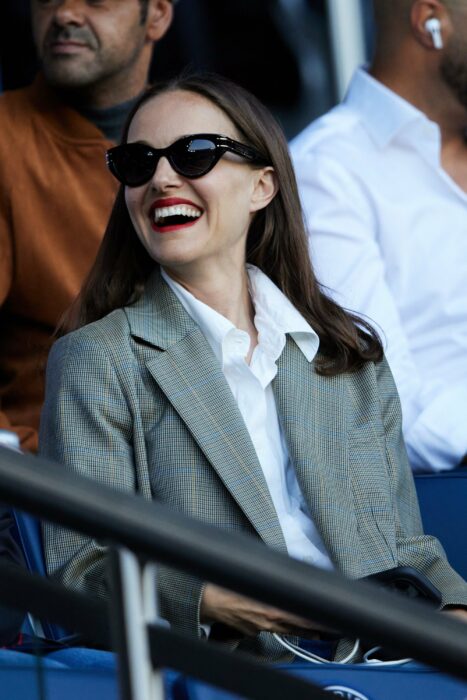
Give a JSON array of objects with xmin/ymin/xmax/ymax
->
[
  {"xmin": 273, "ymin": 337, "xmax": 363, "ymax": 576},
  {"xmin": 126, "ymin": 269, "xmax": 287, "ymax": 551}
]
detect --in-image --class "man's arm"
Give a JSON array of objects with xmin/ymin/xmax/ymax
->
[{"xmin": 293, "ymin": 150, "xmax": 467, "ymax": 471}]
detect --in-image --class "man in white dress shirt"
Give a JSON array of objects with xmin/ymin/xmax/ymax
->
[{"xmin": 291, "ymin": 0, "xmax": 467, "ymax": 472}]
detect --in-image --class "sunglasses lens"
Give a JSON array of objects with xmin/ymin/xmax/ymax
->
[
  {"xmin": 108, "ymin": 137, "xmax": 229, "ymax": 185},
  {"xmin": 110, "ymin": 144, "xmax": 156, "ymax": 186},
  {"xmin": 172, "ymin": 138, "xmax": 218, "ymax": 177}
]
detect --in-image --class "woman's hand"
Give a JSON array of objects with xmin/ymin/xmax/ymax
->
[{"xmin": 200, "ymin": 583, "xmax": 327, "ymax": 638}]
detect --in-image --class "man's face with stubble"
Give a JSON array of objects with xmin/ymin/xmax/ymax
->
[{"xmin": 31, "ymin": 0, "xmax": 148, "ymax": 92}]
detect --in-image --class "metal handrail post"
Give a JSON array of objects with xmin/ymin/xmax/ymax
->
[{"xmin": 110, "ymin": 549, "xmax": 165, "ymax": 700}]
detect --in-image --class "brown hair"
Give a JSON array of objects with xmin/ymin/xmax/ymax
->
[{"xmin": 63, "ymin": 71, "xmax": 382, "ymax": 375}]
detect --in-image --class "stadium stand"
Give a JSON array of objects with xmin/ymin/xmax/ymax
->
[{"xmin": 0, "ymin": 447, "xmax": 466, "ymax": 700}]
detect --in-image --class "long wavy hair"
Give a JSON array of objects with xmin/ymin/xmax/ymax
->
[{"xmin": 63, "ymin": 71, "xmax": 382, "ymax": 375}]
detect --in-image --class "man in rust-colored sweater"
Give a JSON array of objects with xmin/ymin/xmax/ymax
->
[{"xmin": 0, "ymin": 0, "xmax": 174, "ymax": 451}]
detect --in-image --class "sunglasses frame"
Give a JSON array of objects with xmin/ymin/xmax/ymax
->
[{"xmin": 106, "ymin": 133, "xmax": 269, "ymax": 187}]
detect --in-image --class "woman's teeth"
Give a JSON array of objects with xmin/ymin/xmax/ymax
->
[{"xmin": 154, "ymin": 204, "xmax": 202, "ymax": 223}]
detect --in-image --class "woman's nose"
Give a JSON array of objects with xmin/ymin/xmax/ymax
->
[{"xmin": 150, "ymin": 156, "xmax": 182, "ymax": 191}]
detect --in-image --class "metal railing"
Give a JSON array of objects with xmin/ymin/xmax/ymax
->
[{"xmin": 0, "ymin": 446, "xmax": 467, "ymax": 698}]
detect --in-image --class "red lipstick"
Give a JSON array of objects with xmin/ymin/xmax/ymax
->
[{"xmin": 149, "ymin": 197, "xmax": 203, "ymax": 234}]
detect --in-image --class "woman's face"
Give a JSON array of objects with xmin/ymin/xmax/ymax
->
[{"xmin": 124, "ymin": 89, "xmax": 275, "ymax": 279}]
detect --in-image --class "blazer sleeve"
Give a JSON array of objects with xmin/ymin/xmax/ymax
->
[
  {"xmin": 39, "ymin": 329, "xmax": 206, "ymax": 638},
  {"xmin": 375, "ymin": 356, "xmax": 467, "ymax": 607},
  {"xmin": 39, "ymin": 330, "xmax": 135, "ymax": 601}
]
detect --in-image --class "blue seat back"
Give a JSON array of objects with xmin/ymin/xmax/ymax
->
[
  {"xmin": 177, "ymin": 662, "xmax": 467, "ymax": 700},
  {"xmin": 414, "ymin": 470, "xmax": 467, "ymax": 580},
  {"xmin": 12, "ymin": 510, "xmax": 68, "ymax": 641}
]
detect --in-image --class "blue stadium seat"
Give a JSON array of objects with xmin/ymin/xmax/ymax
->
[
  {"xmin": 11, "ymin": 510, "xmax": 118, "ymax": 672},
  {"xmin": 12, "ymin": 509, "xmax": 69, "ymax": 641},
  {"xmin": 414, "ymin": 470, "xmax": 467, "ymax": 580},
  {"xmin": 9, "ymin": 509, "xmax": 184, "ymax": 700},
  {"xmin": 177, "ymin": 662, "xmax": 467, "ymax": 700},
  {"xmin": 0, "ymin": 661, "xmax": 118, "ymax": 700}
]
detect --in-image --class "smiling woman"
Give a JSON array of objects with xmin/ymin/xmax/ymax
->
[
  {"xmin": 121, "ymin": 87, "xmax": 279, "ymax": 281},
  {"xmin": 39, "ymin": 71, "xmax": 467, "ymax": 663},
  {"xmin": 58, "ymin": 71, "xmax": 382, "ymax": 367}
]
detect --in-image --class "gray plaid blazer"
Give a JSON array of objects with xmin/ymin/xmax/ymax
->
[{"xmin": 40, "ymin": 269, "xmax": 467, "ymax": 660}]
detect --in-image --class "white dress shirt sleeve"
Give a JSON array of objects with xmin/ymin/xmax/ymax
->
[{"xmin": 293, "ymin": 150, "xmax": 467, "ymax": 472}]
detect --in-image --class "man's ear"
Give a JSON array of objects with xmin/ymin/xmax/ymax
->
[
  {"xmin": 410, "ymin": 0, "xmax": 451, "ymax": 50},
  {"xmin": 250, "ymin": 167, "xmax": 278, "ymax": 213},
  {"xmin": 146, "ymin": 0, "xmax": 174, "ymax": 43}
]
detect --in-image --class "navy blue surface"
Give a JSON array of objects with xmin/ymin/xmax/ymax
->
[
  {"xmin": 0, "ymin": 665, "xmax": 118, "ymax": 700},
  {"xmin": 415, "ymin": 470, "xmax": 467, "ymax": 580},
  {"xmin": 13, "ymin": 509, "xmax": 71, "ymax": 641},
  {"xmin": 0, "ymin": 654, "xmax": 181, "ymax": 700},
  {"xmin": 178, "ymin": 662, "xmax": 467, "ymax": 700}
]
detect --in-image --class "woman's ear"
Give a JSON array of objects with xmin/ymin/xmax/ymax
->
[
  {"xmin": 146, "ymin": 0, "xmax": 174, "ymax": 43},
  {"xmin": 250, "ymin": 167, "xmax": 278, "ymax": 213}
]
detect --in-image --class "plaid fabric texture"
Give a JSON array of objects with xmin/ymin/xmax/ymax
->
[{"xmin": 40, "ymin": 269, "xmax": 467, "ymax": 661}]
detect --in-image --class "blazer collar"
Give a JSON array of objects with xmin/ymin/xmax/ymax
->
[
  {"xmin": 125, "ymin": 267, "xmax": 288, "ymax": 552},
  {"xmin": 124, "ymin": 267, "xmax": 199, "ymax": 350},
  {"xmin": 125, "ymin": 269, "xmax": 365, "ymax": 571}
]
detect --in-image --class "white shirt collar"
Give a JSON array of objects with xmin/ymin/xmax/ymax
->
[
  {"xmin": 345, "ymin": 68, "xmax": 440, "ymax": 151},
  {"xmin": 246, "ymin": 265, "xmax": 319, "ymax": 362},
  {"xmin": 160, "ymin": 265, "xmax": 319, "ymax": 363}
]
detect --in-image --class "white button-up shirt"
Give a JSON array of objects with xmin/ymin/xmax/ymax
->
[
  {"xmin": 291, "ymin": 68, "xmax": 467, "ymax": 472},
  {"xmin": 161, "ymin": 265, "xmax": 333, "ymax": 569}
]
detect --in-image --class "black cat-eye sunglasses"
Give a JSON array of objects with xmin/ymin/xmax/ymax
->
[{"xmin": 106, "ymin": 133, "xmax": 270, "ymax": 187}]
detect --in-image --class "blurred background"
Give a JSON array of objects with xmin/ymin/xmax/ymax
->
[{"xmin": 0, "ymin": 0, "xmax": 375, "ymax": 139}]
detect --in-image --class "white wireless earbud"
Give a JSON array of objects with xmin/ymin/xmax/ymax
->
[{"xmin": 425, "ymin": 18, "xmax": 443, "ymax": 49}]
